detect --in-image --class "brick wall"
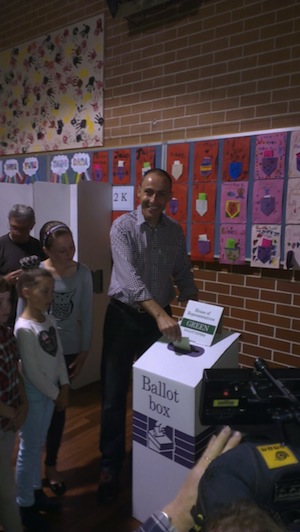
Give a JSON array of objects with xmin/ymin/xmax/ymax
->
[{"xmin": 1, "ymin": 0, "xmax": 300, "ymax": 368}]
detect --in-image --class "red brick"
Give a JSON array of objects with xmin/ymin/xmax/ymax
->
[
  {"xmin": 261, "ymin": 291, "xmax": 292, "ymax": 304},
  {"xmin": 276, "ymin": 329, "xmax": 300, "ymax": 344},
  {"xmin": 243, "ymin": 344, "xmax": 272, "ymax": 360},
  {"xmin": 218, "ymin": 295, "xmax": 244, "ymax": 308},
  {"xmin": 274, "ymin": 352, "xmax": 300, "ymax": 367},
  {"xmin": 260, "ymin": 337, "xmax": 291, "ymax": 353},
  {"xmin": 260, "ymin": 313, "xmax": 291, "ymax": 329},
  {"xmin": 246, "ymin": 322, "xmax": 274, "ymax": 337},
  {"xmin": 231, "ymin": 286, "xmax": 259, "ymax": 299}
]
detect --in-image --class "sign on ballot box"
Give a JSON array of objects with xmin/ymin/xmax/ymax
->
[{"xmin": 132, "ymin": 318, "xmax": 240, "ymax": 523}]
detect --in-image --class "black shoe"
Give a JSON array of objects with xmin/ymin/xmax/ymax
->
[
  {"xmin": 20, "ymin": 505, "xmax": 49, "ymax": 531},
  {"xmin": 97, "ymin": 470, "xmax": 119, "ymax": 505},
  {"xmin": 34, "ymin": 488, "xmax": 61, "ymax": 512}
]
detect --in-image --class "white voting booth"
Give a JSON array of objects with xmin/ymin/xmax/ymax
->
[
  {"xmin": 0, "ymin": 181, "xmax": 111, "ymax": 387},
  {"xmin": 132, "ymin": 301, "xmax": 240, "ymax": 522}
]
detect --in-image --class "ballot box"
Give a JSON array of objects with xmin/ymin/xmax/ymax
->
[{"xmin": 132, "ymin": 330, "xmax": 240, "ymax": 522}]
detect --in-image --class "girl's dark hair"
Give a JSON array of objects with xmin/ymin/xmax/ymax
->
[
  {"xmin": 39, "ymin": 220, "xmax": 72, "ymax": 249},
  {"xmin": 17, "ymin": 268, "xmax": 53, "ymax": 300},
  {"xmin": 0, "ymin": 276, "xmax": 11, "ymax": 294}
]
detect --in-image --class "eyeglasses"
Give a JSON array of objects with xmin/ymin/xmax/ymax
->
[{"xmin": 9, "ymin": 223, "xmax": 32, "ymax": 233}]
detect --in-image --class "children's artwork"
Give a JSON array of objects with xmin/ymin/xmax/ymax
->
[
  {"xmin": 22, "ymin": 156, "xmax": 41, "ymax": 183},
  {"xmin": 219, "ymin": 224, "xmax": 246, "ymax": 265},
  {"xmin": 252, "ymin": 179, "xmax": 284, "ymax": 224},
  {"xmin": 284, "ymin": 225, "xmax": 300, "ymax": 270},
  {"xmin": 165, "ymin": 183, "xmax": 188, "ymax": 223},
  {"xmin": 193, "ymin": 140, "xmax": 219, "ymax": 183},
  {"xmin": 220, "ymin": 182, "xmax": 248, "ymax": 224},
  {"xmin": 285, "ymin": 178, "xmax": 300, "ymax": 224},
  {"xmin": 191, "ymin": 183, "xmax": 216, "ymax": 222},
  {"xmin": 167, "ymin": 143, "xmax": 189, "ymax": 182},
  {"xmin": 70, "ymin": 152, "xmax": 91, "ymax": 182},
  {"xmin": 91, "ymin": 151, "xmax": 109, "ymax": 182},
  {"xmin": 251, "ymin": 224, "xmax": 281, "ymax": 268},
  {"xmin": 135, "ymin": 146, "xmax": 156, "ymax": 186},
  {"xmin": 190, "ymin": 223, "xmax": 215, "ymax": 262},
  {"xmin": 112, "ymin": 149, "xmax": 130, "ymax": 185},
  {"xmin": 254, "ymin": 132, "xmax": 287, "ymax": 179},
  {"xmin": 1, "ymin": 158, "xmax": 24, "ymax": 183},
  {"xmin": 0, "ymin": 14, "xmax": 104, "ymax": 154},
  {"xmin": 288, "ymin": 131, "xmax": 300, "ymax": 178},
  {"xmin": 50, "ymin": 154, "xmax": 71, "ymax": 183},
  {"xmin": 222, "ymin": 137, "xmax": 250, "ymax": 181}
]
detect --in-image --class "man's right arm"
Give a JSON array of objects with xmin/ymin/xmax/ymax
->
[{"xmin": 138, "ymin": 299, "xmax": 181, "ymax": 343}]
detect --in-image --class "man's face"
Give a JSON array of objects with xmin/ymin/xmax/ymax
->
[
  {"xmin": 138, "ymin": 172, "xmax": 172, "ymax": 227},
  {"xmin": 9, "ymin": 217, "xmax": 33, "ymax": 244}
]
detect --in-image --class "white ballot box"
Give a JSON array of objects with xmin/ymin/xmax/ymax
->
[{"xmin": 132, "ymin": 330, "xmax": 240, "ymax": 522}]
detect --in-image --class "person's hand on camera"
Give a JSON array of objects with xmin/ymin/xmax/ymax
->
[{"xmin": 162, "ymin": 425, "xmax": 242, "ymax": 532}]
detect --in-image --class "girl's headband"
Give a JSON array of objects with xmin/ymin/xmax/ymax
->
[{"xmin": 42, "ymin": 224, "xmax": 69, "ymax": 247}]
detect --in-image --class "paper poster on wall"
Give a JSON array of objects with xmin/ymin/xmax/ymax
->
[
  {"xmin": 252, "ymin": 179, "xmax": 284, "ymax": 224},
  {"xmin": 193, "ymin": 140, "xmax": 219, "ymax": 183},
  {"xmin": 190, "ymin": 223, "xmax": 215, "ymax": 262},
  {"xmin": 50, "ymin": 154, "xmax": 71, "ymax": 183},
  {"xmin": 165, "ymin": 182, "xmax": 188, "ymax": 223},
  {"xmin": 285, "ymin": 177, "xmax": 300, "ymax": 224},
  {"xmin": 1, "ymin": 156, "xmax": 46, "ymax": 183},
  {"xmin": 220, "ymin": 181, "xmax": 248, "ymax": 224},
  {"xmin": 22, "ymin": 157, "xmax": 40, "ymax": 183},
  {"xmin": 91, "ymin": 151, "xmax": 109, "ymax": 182},
  {"xmin": 167, "ymin": 143, "xmax": 189, "ymax": 182},
  {"xmin": 284, "ymin": 225, "xmax": 300, "ymax": 270},
  {"xmin": 219, "ymin": 224, "xmax": 246, "ymax": 265},
  {"xmin": 222, "ymin": 137, "xmax": 250, "ymax": 182},
  {"xmin": 113, "ymin": 149, "xmax": 130, "ymax": 185},
  {"xmin": 70, "ymin": 152, "xmax": 91, "ymax": 182},
  {"xmin": 251, "ymin": 224, "xmax": 281, "ymax": 268},
  {"xmin": 1, "ymin": 158, "xmax": 24, "ymax": 183},
  {"xmin": 112, "ymin": 186, "xmax": 134, "ymax": 211},
  {"xmin": 0, "ymin": 14, "xmax": 104, "ymax": 154},
  {"xmin": 288, "ymin": 131, "xmax": 300, "ymax": 177},
  {"xmin": 192, "ymin": 183, "xmax": 216, "ymax": 222},
  {"xmin": 254, "ymin": 132, "xmax": 287, "ymax": 179},
  {"xmin": 135, "ymin": 146, "xmax": 156, "ymax": 186}
]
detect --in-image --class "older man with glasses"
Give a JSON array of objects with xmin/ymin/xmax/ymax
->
[{"xmin": 0, "ymin": 204, "xmax": 45, "ymax": 327}]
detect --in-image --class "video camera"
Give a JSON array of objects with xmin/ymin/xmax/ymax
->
[{"xmin": 196, "ymin": 359, "xmax": 300, "ymax": 530}]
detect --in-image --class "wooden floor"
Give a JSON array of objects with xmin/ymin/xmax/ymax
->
[{"xmin": 14, "ymin": 381, "xmax": 141, "ymax": 532}]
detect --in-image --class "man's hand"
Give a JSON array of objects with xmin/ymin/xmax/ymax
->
[
  {"xmin": 138, "ymin": 299, "xmax": 182, "ymax": 342},
  {"xmin": 163, "ymin": 426, "xmax": 242, "ymax": 532},
  {"xmin": 68, "ymin": 351, "xmax": 88, "ymax": 380},
  {"xmin": 156, "ymin": 313, "xmax": 181, "ymax": 343},
  {"xmin": 55, "ymin": 384, "xmax": 70, "ymax": 412},
  {"xmin": 4, "ymin": 269, "xmax": 22, "ymax": 285}
]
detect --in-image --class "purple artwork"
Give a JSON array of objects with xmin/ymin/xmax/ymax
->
[
  {"xmin": 255, "ymin": 132, "xmax": 287, "ymax": 179},
  {"xmin": 252, "ymin": 179, "xmax": 284, "ymax": 223},
  {"xmin": 219, "ymin": 224, "xmax": 246, "ymax": 265}
]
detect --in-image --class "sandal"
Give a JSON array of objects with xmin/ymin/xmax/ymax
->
[
  {"xmin": 47, "ymin": 479, "xmax": 66, "ymax": 496},
  {"xmin": 45, "ymin": 466, "xmax": 66, "ymax": 496}
]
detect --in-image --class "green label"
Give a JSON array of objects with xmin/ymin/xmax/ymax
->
[
  {"xmin": 213, "ymin": 399, "xmax": 239, "ymax": 407},
  {"xmin": 181, "ymin": 317, "xmax": 215, "ymax": 335}
]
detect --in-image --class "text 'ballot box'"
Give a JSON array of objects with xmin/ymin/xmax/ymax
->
[{"xmin": 132, "ymin": 330, "xmax": 240, "ymax": 522}]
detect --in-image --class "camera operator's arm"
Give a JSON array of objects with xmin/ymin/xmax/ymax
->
[{"xmin": 136, "ymin": 426, "xmax": 242, "ymax": 532}]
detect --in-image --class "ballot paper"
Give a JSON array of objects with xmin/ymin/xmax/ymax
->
[{"xmin": 173, "ymin": 336, "xmax": 192, "ymax": 352}]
